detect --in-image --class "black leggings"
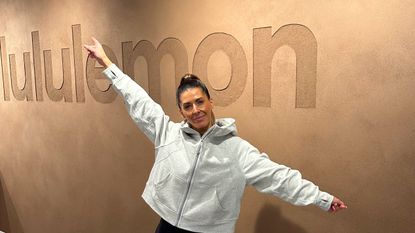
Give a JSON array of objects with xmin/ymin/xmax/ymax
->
[{"xmin": 155, "ymin": 218, "xmax": 198, "ymax": 233}]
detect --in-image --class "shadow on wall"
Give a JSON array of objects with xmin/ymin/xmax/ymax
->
[
  {"xmin": 255, "ymin": 203, "xmax": 308, "ymax": 233},
  {"xmin": 0, "ymin": 171, "xmax": 24, "ymax": 233}
]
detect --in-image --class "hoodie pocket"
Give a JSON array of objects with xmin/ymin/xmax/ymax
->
[
  {"xmin": 182, "ymin": 178, "xmax": 240, "ymax": 223},
  {"xmin": 154, "ymin": 173, "xmax": 182, "ymax": 212},
  {"xmin": 215, "ymin": 184, "xmax": 238, "ymax": 212},
  {"xmin": 151, "ymin": 155, "xmax": 186, "ymax": 213}
]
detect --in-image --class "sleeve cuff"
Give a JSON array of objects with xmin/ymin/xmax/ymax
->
[
  {"xmin": 315, "ymin": 191, "xmax": 334, "ymax": 211},
  {"xmin": 102, "ymin": 63, "xmax": 124, "ymax": 83}
]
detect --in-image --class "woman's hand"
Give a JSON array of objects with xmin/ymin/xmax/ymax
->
[
  {"xmin": 329, "ymin": 196, "xmax": 348, "ymax": 213},
  {"xmin": 84, "ymin": 37, "xmax": 112, "ymax": 68}
]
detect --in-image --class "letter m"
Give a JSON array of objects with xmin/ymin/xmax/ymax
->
[{"xmin": 122, "ymin": 38, "xmax": 188, "ymax": 103}]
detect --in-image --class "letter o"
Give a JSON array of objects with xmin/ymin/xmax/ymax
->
[{"xmin": 193, "ymin": 33, "xmax": 247, "ymax": 106}]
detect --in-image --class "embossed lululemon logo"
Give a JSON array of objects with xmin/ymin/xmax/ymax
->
[{"xmin": 0, "ymin": 24, "xmax": 317, "ymax": 107}]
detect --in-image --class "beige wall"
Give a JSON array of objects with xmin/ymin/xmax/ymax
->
[{"xmin": 1, "ymin": 0, "xmax": 414, "ymax": 232}]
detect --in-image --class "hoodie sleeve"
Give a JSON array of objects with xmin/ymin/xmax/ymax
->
[
  {"xmin": 239, "ymin": 140, "xmax": 333, "ymax": 211},
  {"xmin": 102, "ymin": 64, "xmax": 174, "ymax": 146}
]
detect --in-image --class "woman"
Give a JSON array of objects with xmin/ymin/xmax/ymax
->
[{"xmin": 84, "ymin": 38, "xmax": 347, "ymax": 233}]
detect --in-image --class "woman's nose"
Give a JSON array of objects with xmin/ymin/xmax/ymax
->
[{"xmin": 192, "ymin": 104, "xmax": 200, "ymax": 113}]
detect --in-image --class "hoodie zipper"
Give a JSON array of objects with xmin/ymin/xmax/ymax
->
[{"xmin": 175, "ymin": 127, "xmax": 215, "ymax": 226}]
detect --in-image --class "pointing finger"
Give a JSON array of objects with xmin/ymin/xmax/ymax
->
[{"xmin": 91, "ymin": 37, "xmax": 99, "ymax": 45}]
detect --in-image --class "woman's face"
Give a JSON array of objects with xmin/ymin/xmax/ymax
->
[{"xmin": 179, "ymin": 87, "xmax": 214, "ymax": 135}]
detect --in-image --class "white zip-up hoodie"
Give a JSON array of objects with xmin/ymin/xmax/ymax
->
[{"xmin": 103, "ymin": 64, "xmax": 334, "ymax": 233}]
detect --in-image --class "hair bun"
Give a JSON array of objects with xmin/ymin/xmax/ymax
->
[{"xmin": 180, "ymin": 74, "xmax": 200, "ymax": 85}]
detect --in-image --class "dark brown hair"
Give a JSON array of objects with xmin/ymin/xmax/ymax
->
[{"xmin": 176, "ymin": 74, "xmax": 210, "ymax": 109}]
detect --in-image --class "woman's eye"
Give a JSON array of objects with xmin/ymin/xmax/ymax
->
[
  {"xmin": 183, "ymin": 104, "xmax": 191, "ymax": 110},
  {"xmin": 196, "ymin": 100, "xmax": 204, "ymax": 105}
]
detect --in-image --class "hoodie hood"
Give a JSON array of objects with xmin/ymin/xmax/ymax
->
[{"xmin": 180, "ymin": 118, "xmax": 237, "ymax": 137}]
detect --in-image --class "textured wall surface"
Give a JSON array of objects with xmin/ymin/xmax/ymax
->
[{"xmin": 1, "ymin": 0, "xmax": 414, "ymax": 233}]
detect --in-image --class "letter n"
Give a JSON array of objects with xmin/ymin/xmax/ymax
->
[{"xmin": 253, "ymin": 25, "xmax": 317, "ymax": 108}]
